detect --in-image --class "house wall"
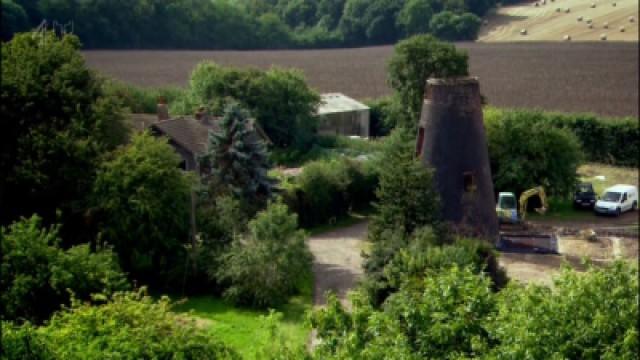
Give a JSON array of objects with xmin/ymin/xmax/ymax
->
[{"xmin": 317, "ymin": 109, "xmax": 370, "ymax": 137}]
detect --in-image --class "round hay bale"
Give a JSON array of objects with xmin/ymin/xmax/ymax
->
[
  {"xmin": 565, "ymin": 7, "xmax": 571, "ymax": 13},
  {"xmin": 630, "ymin": 16, "xmax": 635, "ymax": 23},
  {"xmin": 600, "ymin": 33, "xmax": 607, "ymax": 40},
  {"xmin": 520, "ymin": 28, "xmax": 528, "ymax": 35},
  {"xmin": 590, "ymin": 3, "xmax": 596, "ymax": 8},
  {"xmin": 588, "ymin": 23, "xmax": 593, "ymax": 29},
  {"xmin": 612, "ymin": 2, "xmax": 616, "ymax": 6},
  {"xmin": 620, "ymin": 25, "xmax": 625, "ymax": 32},
  {"xmin": 534, "ymin": 2, "xmax": 539, "ymax": 6},
  {"xmin": 604, "ymin": 22, "xmax": 609, "ymax": 29},
  {"xmin": 586, "ymin": 18, "xmax": 592, "ymax": 24},
  {"xmin": 563, "ymin": 34, "xmax": 572, "ymax": 41},
  {"xmin": 556, "ymin": 7, "xmax": 561, "ymax": 12},
  {"xmin": 577, "ymin": 16, "xmax": 583, "ymax": 22}
]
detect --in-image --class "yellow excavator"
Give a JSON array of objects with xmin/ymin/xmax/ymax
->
[{"xmin": 496, "ymin": 186, "xmax": 548, "ymax": 223}]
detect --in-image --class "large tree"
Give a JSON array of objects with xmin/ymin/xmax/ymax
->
[
  {"xmin": 387, "ymin": 34, "xmax": 469, "ymax": 129},
  {"xmin": 92, "ymin": 133, "xmax": 192, "ymax": 287},
  {"xmin": 199, "ymin": 103, "xmax": 275, "ymax": 204},
  {"xmin": 0, "ymin": 32, "xmax": 127, "ymax": 242}
]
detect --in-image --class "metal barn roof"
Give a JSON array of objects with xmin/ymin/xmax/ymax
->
[{"xmin": 317, "ymin": 93, "xmax": 369, "ymax": 115}]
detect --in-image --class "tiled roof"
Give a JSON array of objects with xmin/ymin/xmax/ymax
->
[{"xmin": 151, "ymin": 117, "xmax": 220, "ymax": 155}]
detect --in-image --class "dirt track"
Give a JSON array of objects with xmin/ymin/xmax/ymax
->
[{"xmin": 307, "ymin": 221, "xmax": 367, "ymax": 308}]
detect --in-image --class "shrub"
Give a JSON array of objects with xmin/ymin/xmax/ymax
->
[
  {"xmin": 487, "ymin": 261, "xmax": 638, "ymax": 359},
  {"xmin": 184, "ymin": 62, "xmax": 321, "ymax": 149},
  {"xmin": 311, "ymin": 266, "xmax": 496, "ymax": 359},
  {"xmin": 429, "ymin": 11, "xmax": 482, "ymax": 41},
  {"xmin": 282, "ymin": 157, "xmax": 378, "ymax": 228},
  {"xmin": 1, "ymin": 290, "xmax": 240, "ymax": 360},
  {"xmin": 368, "ymin": 128, "xmax": 441, "ymax": 242},
  {"xmin": 216, "ymin": 201, "xmax": 312, "ymax": 308},
  {"xmin": 92, "ymin": 133, "xmax": 192, "ymax": 287},
  {"xmin": 102, "ymin": 80, "xmax": 186, "ymax": 114},
  {"xmin": 485, "ymin": 107, "xmax": 639, "ymax": 167},
  {"xmin": 1, "ymin": 216, "xmax": 128, "ymax": 324},
  {"xmin": 485, "ymin": 109, "xmax": 584, "ymax": 197},
  {"xmin": 388, "ymin": 35, "xmax": 469, "ymax": 129}
]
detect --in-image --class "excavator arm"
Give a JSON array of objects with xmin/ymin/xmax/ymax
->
[{"xmin": 519, "ymin": 186, "xmax": 548, "ymax": 221}]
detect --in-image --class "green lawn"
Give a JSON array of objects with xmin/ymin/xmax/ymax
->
[{"xmin": 172, "ymin": 294, "xmax": 311, "ymax": 359}]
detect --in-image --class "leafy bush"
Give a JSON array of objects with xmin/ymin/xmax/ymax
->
[
  {"xmin": 1, "ymin": 216, "xmax": 128, "ymax": 324},
  {"xmin": 486, "ymin": 107, "xmax": 639, "ymax": 167},
  {"xmin": 368, "ymin": 128, "xmax": 441, "ymax": 242},
  {"xmin": 486, "ymin": 261, "xmax": 638, "ymax": 359},
  {"xmin": 485, "ymin": 109, "xmax": 584, "ymax": 197},
  {"xmin": 388, "ymin": 35, "xmax": 469, "ymax": 129},
  {"xmin": 183, "ymin": 62, "xmax": 320, "ymax": 149},
  {"xmin": 216, "ymin": 202, "xmax": 312, "ymax": 308},
  {"xmin": 311, "ymin": 261, "xmax": 638, "ymax": 359},
  {"xmin": 1, "ymin": 290, "xmax": 240, "ymax": 360},
  {"xmin": 1, "ymin": 32, "xmax": 127, "ymax": 243},
  {"xmin": 92, "ymin": 133, "xmax": 192, "ymax": 287},
  {"xmin": 429, "ymin": 11, "xmax": 482, "ymax": 41},
  {"xmin": 311, "ymin": 266, "xmax": 496, "ymax": 359},
  {"xmin": 282, "ymin": 158, "xmax": 378, "ymax": 228},
  {"xmin": 102, "ymin": 80, "xmax": 186, "ymax": 114}
]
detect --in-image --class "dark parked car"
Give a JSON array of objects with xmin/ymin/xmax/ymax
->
[{"xmin": 574, "ymin": 182, "xmax": 596, "ymax": 209}]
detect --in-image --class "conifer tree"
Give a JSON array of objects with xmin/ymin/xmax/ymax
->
[{"xmin": 200, "ymin": 103, "xmax": 275, "ymax": 203}]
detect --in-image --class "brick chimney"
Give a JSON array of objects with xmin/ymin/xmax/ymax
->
[
  {"xmin": 195, "ymin": 106, "xmax": 210, "ymax": 125},
  {"xmin": 157, "ymin": 96, "xmax": 169, "ymax": 121}
]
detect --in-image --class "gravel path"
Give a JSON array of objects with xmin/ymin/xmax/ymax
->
[{"xmin": 308, "ymin": 221, "xmax": 367, "ymax": 309}]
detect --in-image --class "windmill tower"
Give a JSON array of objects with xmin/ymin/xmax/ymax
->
[{"xmin": 415, "ymin": 77, "xmax": 498, "ymax": 242}]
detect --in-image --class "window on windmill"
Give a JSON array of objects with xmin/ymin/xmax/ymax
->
[{"xmin": 463, "ymin": 172, "xmax": 476, "ymax": 192}]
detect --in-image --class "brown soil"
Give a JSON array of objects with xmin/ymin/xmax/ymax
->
[{"xmin": 84, "ymin": 42, "xmax": 639, "ymax": 118}]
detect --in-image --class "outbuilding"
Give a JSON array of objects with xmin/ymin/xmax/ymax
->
[{"xmin": 316, "ymin": 93, "xmax": 370, "ymax": 138}]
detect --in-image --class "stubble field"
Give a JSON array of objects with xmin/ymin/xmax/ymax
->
[{"xmin": 84, "ymin": 42, "xmax": 639, "ymax": 117}]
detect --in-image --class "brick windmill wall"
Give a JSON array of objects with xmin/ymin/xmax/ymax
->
[{"xmin": 415, "ymin": 77, "xmax": 498, "ymax": 242}]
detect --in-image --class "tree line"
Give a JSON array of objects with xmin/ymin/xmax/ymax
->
[{"xmin": 2, "ymin": 0, "xmax": 491, "ymax": 48}]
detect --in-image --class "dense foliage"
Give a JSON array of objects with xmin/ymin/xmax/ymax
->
[
  {"xmin": 1, "ymin": 290, "xmax": 240, "ymax": 360},
  {"xmin": 2, "ymin": 0, "xmax": 494, "ymax": 47},
  {"xmin": 200, "ymin": 103, "xmax": 275, "ymax": 203},
  {"xmin": 281, "ymin": 158, "xmax": 378, "ymax": 228},
  {"xmin": 485, "ymin": 109, "xmax": 584, "ymax": 197},
  {"xmin": 0, "ymin": 32, "xmax": 127, "ymax": 243},
  {"xmin": 1, "ymin": 216, "xmax": 128, "ymax": 323},
  {"xmin": 311, "ymin": 261, "xmax": 638, "ymax": 359},
  {"xmin": 181, "ymin": 62, "xmax": 320, "ymax": 149},
  {"xmin": 92, "ymin": 133, "xmax": 192, "ymax": 288},
  {"xmin": 368, "ymin": 128, "xmax": 441, "ymax": 242},
  {"xmin": 388, "ymin": 35, "xmax": 469, "ymax": 129},
  {"xmin": 216, "ymin": 201, "xmax": 312, "ymax": 308},
  {"xmin": 486, "ymin": 107, "xmax": 639, "ymax": 167}
]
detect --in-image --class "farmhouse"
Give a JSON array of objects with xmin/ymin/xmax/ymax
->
[
  {"xmin": 316, "ymin": 93, "xmax": 370, "ymax": 138},
  {"xmin": 130, "ymin": 105, "xmax": 270, "ymax": 172}
]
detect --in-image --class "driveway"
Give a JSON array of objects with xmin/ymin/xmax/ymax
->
[{"xmin": 308, "ymin": 221, "xmax": 367, "ymax": 309}]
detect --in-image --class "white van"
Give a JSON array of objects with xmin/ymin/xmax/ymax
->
[{"xmin": 594, "ymin": 184, "xmax": 638, "ymax": 216}]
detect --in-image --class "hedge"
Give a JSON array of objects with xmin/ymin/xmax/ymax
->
[
  {"xmin": 280, "ymin": 158, "xmax": 378, "ymax": 228},
  {"xmin": 484, "ymin": 108, "xmax": 639, "ymax": 167}
]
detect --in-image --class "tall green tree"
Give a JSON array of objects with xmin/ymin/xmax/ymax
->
[
  {"xmin": 1, "ymin": 215, "xmax": 128, "ymax": 324},
  {"xmin": 397, "ymin": 0, "xmax": 435, "ymax": 36},
  {"xmin": 92, "ymin": 133, "xmax": 192, "ymax": 287},
  {"xmin": 199, "ymin": 103, "xmax": 275, "ymax": 204},
  {"xmin": 387, "ymin": 34, "xmax": 469, "ymax": 129},
  {"xmin": 0, "ymin": 32, "xmax": 127, "ymax": 242}
]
